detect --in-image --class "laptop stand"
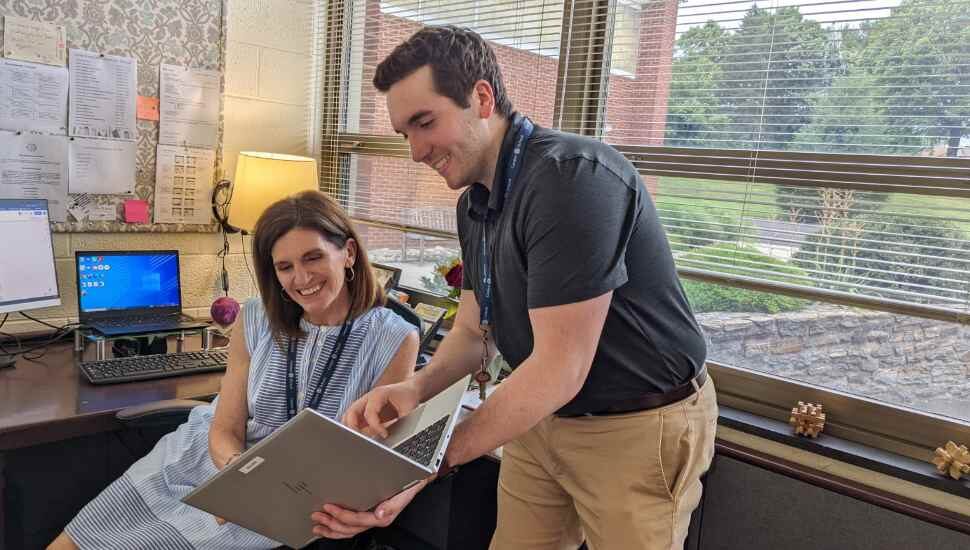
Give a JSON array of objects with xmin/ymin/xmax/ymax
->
[{"xmin": 74, "ymin": 325, "xmax": 217, "ymax": 361}]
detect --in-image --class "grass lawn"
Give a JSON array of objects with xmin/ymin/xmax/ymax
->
[
  {"xmin": 884, "ymin": 193, "xmax": 970, "ymax": 232},
  {"xmin": 655, "ymin": 176, "xmax": 782, "ymax": 221},
  {"xmin": 654, "ymin": 176, "xmax": 970, "ymax": 232}
]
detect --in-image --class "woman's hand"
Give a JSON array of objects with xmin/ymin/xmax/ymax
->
[
  {"xmin": 213, "ymin": 451, "xmax": 244, "ymax": 525},
  {"xmin": 310, "ymin": 478, "xmax": 428, "ymax": 539}
]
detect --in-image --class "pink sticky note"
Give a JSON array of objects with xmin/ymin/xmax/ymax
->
[
  {"xmin": 124, "ymin": 199, "xmax": 150, "ymax": 223},
  {"xmin": 137, "ymin": 96, "xmax": 160, "ymax": 121}
]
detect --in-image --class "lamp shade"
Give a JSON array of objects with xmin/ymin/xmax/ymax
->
[{"xmin": 227, "ymin": 152, "xmax": 318, "ymax": 232}]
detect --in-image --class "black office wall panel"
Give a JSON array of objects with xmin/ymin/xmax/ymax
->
[
  {"xmin": 698, "ymin": 456, "xmax": 970, "ymax": 550},
  {"xmin": 4, "ymin": 426, "xmax": 171, "ymax": 550}
]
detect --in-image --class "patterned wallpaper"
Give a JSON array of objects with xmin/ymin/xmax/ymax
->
[{"xmin": 0, "ymin": 0, "xmax": 224, "ymax": 232}]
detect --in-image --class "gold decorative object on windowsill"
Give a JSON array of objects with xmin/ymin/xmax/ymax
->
[
  {"xmin": 789, "ymin": 401, "xmax": 826, "ymax": 438},
  {"xmin": 932, "ymin": 441, "xmax": 970, "ymax": 480}
]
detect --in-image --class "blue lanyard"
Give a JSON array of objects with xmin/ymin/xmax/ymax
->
[
  {"xmin": 286, "ymin": 317, "xmax": 354, "ymax": 420},
  {"xmin": 479, "ymin": 117, "xmax": 534, "ymax": 329}
]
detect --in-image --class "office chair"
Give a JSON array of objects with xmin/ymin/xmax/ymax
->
[
  {"xmin": 116, "ymin": 398, "xmax": 210, "ymax": 428},
  {"xmin": 386, "ymin": 296, "xmax": 423, "ymax": 333},
  {"xmin": 385, "ymin": 296, "xmax": 432, "ymax": 370}
]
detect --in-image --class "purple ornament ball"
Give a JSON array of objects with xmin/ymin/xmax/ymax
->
[{"xmin": 211, "ymin": 296, "xmax": 240, "ymax": 327}]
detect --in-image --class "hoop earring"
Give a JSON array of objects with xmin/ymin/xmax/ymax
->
[{"xmin": 346, "ymin": 266, "xmax": 356, "ymax": 282}]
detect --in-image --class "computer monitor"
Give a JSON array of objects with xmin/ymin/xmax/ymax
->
[{"xmin": 0, "ymin": 199, "xmax": 60, "ymax": 314}]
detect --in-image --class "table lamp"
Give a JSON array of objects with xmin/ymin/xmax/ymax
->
[{"xmin": 212, "ymin": 152, "xmax": 319, "ymax": 234}]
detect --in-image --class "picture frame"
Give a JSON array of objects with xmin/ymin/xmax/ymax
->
[{"xmin": 371, "ymin": 263, "xmax": 402, "ymax": 292}]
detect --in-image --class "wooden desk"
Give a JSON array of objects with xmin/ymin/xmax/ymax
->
[
  {"xmin": 0, "ymin": 341, "xmax": 223, "ymax": 451},
  {"xmin": 0, "ymin": 339, "xmax": 223, "ymax": 549}
]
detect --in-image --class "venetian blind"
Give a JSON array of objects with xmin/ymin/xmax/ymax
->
[
  {"xmin": 317, "ymin": 0, "xmax": 566, "ymax": 241},
  {"xmin": 317, "ymin": 0, "xmax": 970, "ymax": 316},
  {"xmin": 596, "ymin": 0, "xmax": 970, "ymax": 319}
]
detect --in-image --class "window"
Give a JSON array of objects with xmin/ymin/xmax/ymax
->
[
  {"xmin": 380, "ymin": 0, "xmax": 563, "ymax": 53},
  {"xmin": 318, "ymin": 0, "xmax": 970, "ymax": 457},
  {"xmin": 610, "ymin": 0, "xmax": 642, "ymax": 75},
  {"xmin": 321, "ymin": 0, "xmax": 566, "ymax": 295},
  {"xmin": 380, "ymin": 0, "xmax": 639, "ymax": 71},
  {"xmin": 596, "ymin": 0, "xmax": 970, "ymax": 425}
]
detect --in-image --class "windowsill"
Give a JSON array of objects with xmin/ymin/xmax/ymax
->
[
  {"xmin": 399, "ymin": 281, "xmax": 970, "ymax": 503},
  {"xmin": 718, "ymin": 405, "xmax": 970, "ymax": 501}
]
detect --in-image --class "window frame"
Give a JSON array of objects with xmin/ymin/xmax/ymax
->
[{"xmin": 318, "ymin": 0, "xmax": 970, "ymax": 464}]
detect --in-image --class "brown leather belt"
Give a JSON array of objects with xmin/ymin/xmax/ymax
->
[{"xmin": 559, "ymin": 368, "xmax": 708, "ymax": 418}]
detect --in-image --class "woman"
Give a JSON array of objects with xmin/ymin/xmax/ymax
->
[{"xmin": 50, "ymin": 190, "xmax": 421, "ymax": 549}]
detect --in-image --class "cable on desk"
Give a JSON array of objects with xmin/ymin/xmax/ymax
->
[
  {"xmin": 1, "ymin": 327, "xmax": 76, "ymax": 362},
  {"xmin": 19, "ymin": 311, "xmax": 68, "ymax": 331},
  {"xmin": 0, "ymin": 312, "xmax": 85, "ymax": 364},
  {"xmin": 0, "ymin": 313, "xmax": 13, "ymax": 368}
]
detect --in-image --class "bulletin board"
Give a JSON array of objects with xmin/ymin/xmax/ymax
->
[{"xmin": 0, "ymin": 0, "xmax": 224, "ymax": 233}]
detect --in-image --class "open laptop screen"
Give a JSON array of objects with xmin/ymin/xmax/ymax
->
[{"xmin": 76, "ymin": 251, "xmax": 181, "ymax": 314}]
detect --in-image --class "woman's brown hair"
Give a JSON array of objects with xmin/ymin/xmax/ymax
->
[{"xmin": 251, "ymin": 190, "xmax": 384, "ymax": 339}]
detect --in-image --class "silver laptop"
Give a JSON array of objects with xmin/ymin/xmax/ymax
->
[{"xmin": 183, "ymin": 375, "xmax": 471, "ymax": 549}]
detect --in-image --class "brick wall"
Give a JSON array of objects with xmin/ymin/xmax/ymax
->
[{"xmin": 604, "ymin": 0, "xmax": 679, "ymax": 196}]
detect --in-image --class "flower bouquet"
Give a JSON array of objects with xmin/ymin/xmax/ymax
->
[
  {"xmin": 436, "ymin": 258, "xmax": 462, "ymax": 319},
  {"xmin": 436, "ymin": 258, "xmax": 463, "ymax": 299}
]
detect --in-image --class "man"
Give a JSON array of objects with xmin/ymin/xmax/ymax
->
[{"xmin": 343, "ymin": 26, "xmax": 717, "ymax": 550}]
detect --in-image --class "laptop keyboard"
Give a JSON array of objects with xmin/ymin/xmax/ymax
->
[
  {"xmin": 97, "ymin": 315, "xmax": 178, "ymax": 327},
  {"xmin": 393, "ymin": 414, "xmax": 451, "ymax": 467},
  {"xmin": 79, "ymin": 349, "xmax": 229, "ymax": 385},
  {"xmin": 94, "ymin": 314, "xmax": 197, "ymax": 333}
]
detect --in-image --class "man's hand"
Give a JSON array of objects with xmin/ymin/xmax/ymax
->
[
  {"xmin": 310, "ymin": 479, "xmax": 428, "ymax": 539},
  {"xmin": 342, "ymin": 381, "xmax": 421, "ymax": 438}
]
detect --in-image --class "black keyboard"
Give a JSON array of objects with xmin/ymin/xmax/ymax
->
[
  {"xmin": 393, "ymin": 414, "xmax": 451, "ymax": 467},
  {"xmin": 91, "ymin": 314, "xmax": 203, "ymax": 335},
  {"xmin": 97, "ymin": 316, "xmax": 170, "ymax": 327},
  {"xmin": 79, "ymin": 349, "xmax": 229, "ymax": 385}
]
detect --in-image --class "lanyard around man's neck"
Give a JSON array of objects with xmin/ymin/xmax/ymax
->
[{"xmin": 479, "ymin": 117, "xmax": 535, "ymax": 330}]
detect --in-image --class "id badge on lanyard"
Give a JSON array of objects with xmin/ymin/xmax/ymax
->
[
  {"xmin": 475, "ymin": 117, "xmax": 534, "ymax": 400},
  {"xmin": 479, "ymin": 117, "xmax": 534, "ymax": 330}
]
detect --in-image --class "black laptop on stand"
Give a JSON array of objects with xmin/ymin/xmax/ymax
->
[{"xmin": 75, "ymin": 250, "xmax": 208, "ymax": 337}]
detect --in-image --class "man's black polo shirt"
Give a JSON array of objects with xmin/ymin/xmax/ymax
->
[{"xmin": 457, "ymin": 113, "xmax": 707, "ymax": 416}]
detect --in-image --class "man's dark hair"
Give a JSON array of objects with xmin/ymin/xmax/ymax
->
[{"xmin": 374, "ymin": 26, "xmax": 513, "ymax": 117}]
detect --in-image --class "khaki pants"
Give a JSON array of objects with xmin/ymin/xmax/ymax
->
[{"xmin": 489, "ymin": 380, "xmax": 717, "ymax": 550}]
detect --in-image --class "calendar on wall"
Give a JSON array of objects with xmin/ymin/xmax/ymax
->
[{"xmin": 153, "ymin": 145, "xmax": 215, "ymax": 225}]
